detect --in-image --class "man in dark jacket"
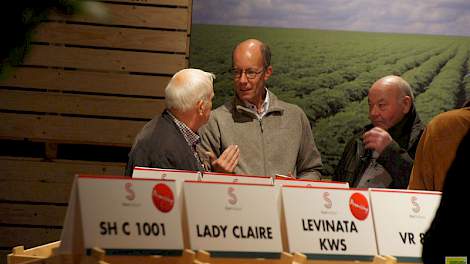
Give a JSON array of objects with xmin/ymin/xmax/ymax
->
[
  {"xmin": 334, "ymin": 75, "xmax": 424, "ymax": 188},
  {"xmin": 125, "ymin": 68, "xmax": 239, "ymax": 176}
]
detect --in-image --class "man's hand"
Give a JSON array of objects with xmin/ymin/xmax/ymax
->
[
  {"xmin": 206, "ymin": 144, "xmax": 240, "ymax": 173},
  {"xmin": 275, "ymin": 172, "xmax": 295, "ymax": 178},
  {"xmin": 363, "ymin": 127, "xmax": 393, "ymax": 155}
]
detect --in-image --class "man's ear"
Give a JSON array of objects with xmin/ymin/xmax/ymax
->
[
  {"xmin": 263, "ymin": 65, "xmax": 273, "ymax": 80},
  {"xmin": 402, "ymin": 96, "xmax": 412, "ymax": 113},
  {"xmin": 196, "ymin": 99, "xmax": 205, "ymax": 115}
]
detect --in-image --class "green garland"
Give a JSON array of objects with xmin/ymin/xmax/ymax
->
[{"xmin": 0, "ymin": 0, "xmax": 84, "ymax": 80}]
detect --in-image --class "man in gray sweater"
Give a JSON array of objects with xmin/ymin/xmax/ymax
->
[{"xmin": 199, "ymin": 39, "xmax": 322, "ymax": 179}]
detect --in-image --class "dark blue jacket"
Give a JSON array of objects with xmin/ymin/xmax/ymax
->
[{"xmin": 125, "ymin": 110, "xmax": 203, "ymax": 176}]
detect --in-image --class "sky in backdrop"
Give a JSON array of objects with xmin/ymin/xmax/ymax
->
[{"xmin": 193, "ymin": 0, "xmax": 470, "ymax": 36}]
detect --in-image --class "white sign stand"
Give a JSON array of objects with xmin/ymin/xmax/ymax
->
[
  {"xmin": 202, "ymin": 171, "xmax": 273, "ymax": 184},
  {"xmin": 58, "ymin": 175, "xmax": 184, "ymax": 256},
  {"xmin": 132, "ymin": 167, "xmax": 201, "ymax": 195},
  {"xmin": 184, "ymin": 181, "xmax": 283, "ymax": 258},
  {"xmin": 282, "ymin": 186, "xmax": 377, "ymax": 260},
  {"xmin": 369, "ymin": 188, "xmax": 441, "ymax": 261},
  {"xmin": 274, "ymin": 177, "xmax": 349, "ymax": 188},
  {"xmin": 132, "ymin": 167, "xmax": 201, "ymax": 248}
]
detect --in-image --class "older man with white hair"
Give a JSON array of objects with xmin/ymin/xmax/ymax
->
[
  {"xmin": 125, "ymin": 68, "xmax": 239, "ymax": 176},
  {"xmin": 334, "ymin": 75, "xmax": 425, "ymax": 188}
]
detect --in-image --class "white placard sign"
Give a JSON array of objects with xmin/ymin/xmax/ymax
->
[
  {"xmin": 274, "ymin": 177, "xmax": 349, "ymax": 188},
  {"xmin": 132, "ymin": 167, "xmax": 201, "ymax": 249},
  {"xmin": 132, "ymin": 167, "xmax": 200, "ymax": 195},
  {"xmin": 184, "ymin": 181, "xmax": 283, "ymax": 258},
  {"xmin": 59, "ymin": 175, "xmax": 183, "ymax": 255},
  {"xmin": 202, "ymin": 171, "xmax": 273, "ymax": 184},
  {"xmin": 370, "ymin": 188, "xmax": 441, "ymax": 261},
  {"xmin": 282, "ymin": 186, "xmax": 377, "ymax": 260}
]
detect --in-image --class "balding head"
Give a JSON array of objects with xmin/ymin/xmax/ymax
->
[
  {"xmin": 233, "ymin": 39, "xmax": 271, "ymax": 69},
  {"xmin": 231, "ymin": 39, "xmax": 273, "ymax": 107},
  {"xmin": 368, "ymin": 75, "xmax": 413, "ymax": 130},
  {"xmin": 374, "ymin": 75, "xmax": 414, "ymax": 101}
]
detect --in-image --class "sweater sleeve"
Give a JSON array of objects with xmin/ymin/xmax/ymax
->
[
  {"xmin": 296, "ymin": 110, "xmax": 323, "ymax": 180},
  {"xmin": 199, "ymin": 114, "xmax": 223, "ymax": 171}
]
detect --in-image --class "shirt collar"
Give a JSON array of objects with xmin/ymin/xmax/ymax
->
[
  {"xmin": 167, "ymin": 110, "xmax": 200, "ymax": 148},
  {"xmin": 243, "ymin": 88, "xmax": 270, "ymax": 119}
]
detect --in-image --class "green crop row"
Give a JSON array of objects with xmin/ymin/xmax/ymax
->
[
  {"xmin": 415, "ymin": 44, "xmax": 470, "ymax": 123},
  {"xmin": 274, "ymin": 44, "xmax": 420, "ymax": 94},
  {"xmin": 313, "ymin": 99, "xmax": 369, "ymax": 175},
  {"xmin": 314, "ymin": 45, "xmax": 464, "ymax": 176},
  {"xmin": 301, "ymin": 47, "xmax": 448, "ymax": 122},
  {"xmin": 464, "ymin": 55, "xmax": 470, "ymax": 103},
  {"xmin": 190, "ymin": 24, "xmax": 470, "ymax": 176},
  {"xmin": 190, "ymin": 24, "xmax": 453, "ymax": 109},
  {"xmin": 402, "ymin": 46, "xmax": 457, "ymax": 95}
]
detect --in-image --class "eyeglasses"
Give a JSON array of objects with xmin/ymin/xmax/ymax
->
[{"xmin": 231, "ymin": 68, "xmax": 264, "ymax": 79}]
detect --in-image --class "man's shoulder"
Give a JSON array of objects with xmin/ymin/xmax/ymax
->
[
  {"xmin": 213, "ymin": 100, "xmax": 234, "ymax": 113},
  {"xmin": 269, "ymin": 95, "xmax": 306, "ymax": 116},
  {"xmin": 133, "ymin": 115, "xmax": 160, "ymax": 144},
  {"xmin": 431, "ymin": 107, "xmax": 470, "ymax": 125},
  {"xmin": 134, "ymin": 113, "xmax": 181, "ymax": 146},
  {"xmin": 210, "ymin": 100, "xmax": 236, "ymax": 120}
]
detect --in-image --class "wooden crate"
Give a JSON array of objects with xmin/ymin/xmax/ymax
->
[
  {"xmin": 0, "ymin": 2, "xmax": 191, "ymax": 262},
  {"xmin": 7, "ymin": 242, "xmax": 197, "ymax": 264},
  {"xmin": 0, "ymin": 0, "xmax": 193, "ymax": 146},
  {"xmin": 0, "ymin": 157, "xmax": 125, "ymax": 264}
]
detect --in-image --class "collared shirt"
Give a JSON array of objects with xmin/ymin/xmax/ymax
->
[
  {"xmin": 243, "ymin": 88, "xmax": 270, "ymax": 119},
  {"xmin": 167, "ymin": 111, "xmax": 205, "ymax": 170},
  {"xmin": 356, "ymin": 151, "xmax": 392, "ymax": 188}
]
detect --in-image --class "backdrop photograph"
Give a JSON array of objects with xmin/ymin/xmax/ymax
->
[{"xmin": 189, "ymin": 0, "xmax": 470, "ymax": 174}]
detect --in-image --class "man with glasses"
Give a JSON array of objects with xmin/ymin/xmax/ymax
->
[{"xmin": 200, "ymin": 39, "xmax": 323, "ymax": 179}]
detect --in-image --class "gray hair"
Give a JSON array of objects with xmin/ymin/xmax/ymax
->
[
  {"xmin": 259, "ymin": 42, "xmax": 271, "ymax": 69},
  {"xmin": 165, "ymin": 68, "xmax": 215, "ymax": 112}
]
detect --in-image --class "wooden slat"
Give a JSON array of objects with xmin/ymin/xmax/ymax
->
[
  {"xmin": 0, "ymin": 227, "xmax": 61, "ymax": 248},
  {"xmin": 1, "ymin": 250, "xmax": 9, "ymax": 264},
  {"xmin": 185, "ymin": 0, "xmax": 192, "ymax": 56},
  {"xmin": 0, "ymin": 113, "xmax": 145, "ymax": 146},
  {"xmin": 0, "ymin": 204, "xmax": 66, "ymax": 226},
  {"xmin": 8, "ymin": 241, "xmax": 60, "ymax": 258},
  {"xmin": 0, "ymin": 90, "xmax": 165, "ymax": 119},
  {"xmin": 23, "ymin": 45, "xmax": 187, "ymax": 74},
  {"xmin": 0, "ymin": 157, "xmax": 125, "ymax": 203},
  {"xmin": 34, "ymin": 22, "xmax": 187, "ymax": 53},
  {"xmin": 0, "ymin": 68, "xmax": 168, "ymax": 97},
  {"xmin": 48, "ymin": 3, "xmax": 188, "ymax": 30},
  {"xmin": 109, "ymin": 0, "xmax": 190, "ymax": 6},
  {"xmin": 187, "ymin": 0, "xmax": 192, "ymax": 37}
]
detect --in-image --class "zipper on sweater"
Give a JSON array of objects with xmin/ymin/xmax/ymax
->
[{"xmin": 258, "ymin": 118, "xmax": 267, "ymax": 175}]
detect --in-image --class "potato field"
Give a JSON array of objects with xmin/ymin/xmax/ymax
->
[{"xmin": 190, "ymin": 24, "xmax": 470, "ymax": 175}]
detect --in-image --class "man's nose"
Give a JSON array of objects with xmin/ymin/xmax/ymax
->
[
  {"xmin": 369, "ymin": 105, "xmax": 379, "ymax": 116},
  {"xmin": 239, "ymin": 71, "xmax": 248, "ymax": 83}
]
